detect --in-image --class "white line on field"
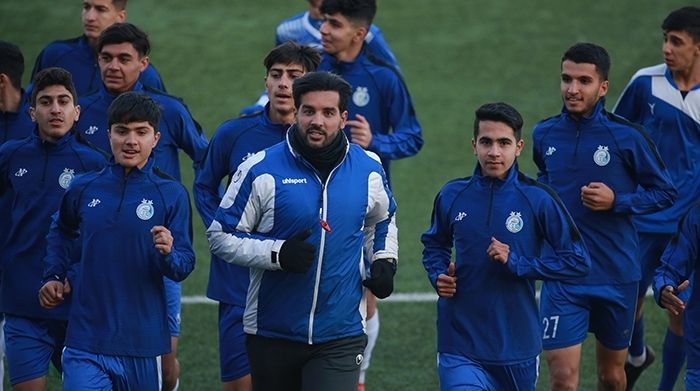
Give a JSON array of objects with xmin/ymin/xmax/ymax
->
[{"xmin": 181, "ymin": 288, "xmax": 654, "ymax": 305}]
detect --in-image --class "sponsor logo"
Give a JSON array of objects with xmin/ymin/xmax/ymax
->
[
  {"xmin": 648, "ymin": 102, "xmax": 655, "ymax": 116},
  {"xmin": 85, "ymin": 125, "xmax": 99, "ymax": 135},
  {"xmin": 506, "ymin": 211, "xmax": 523, "ymax": 233},
  {"xmin": 58, "ymin": 168, "xmax": 75, "ymax": 189},
  {"xmin": 136, "ymin": 199, "xmax": 155, "ymax": 220},
  {"xmin": 454, "ymin": 211, "xmax": 467, "ymax": 221},
  {"xmin": 282, "ymin": 178, "xmax": 307, "ymax": 185},
  {"xmin": 88, "ymin": 198, "xmax": 101, "ymax": 208},
  {"xmin": 14, "ymin": 168, "xmax": 28, "ymax": 177},
  {"xmin": 355, "ymin": 354, "xmax": 364, "ymax": 366},
  {"xmin": 545, "ymin": 146, "xmax": 557, "ymax": 156},
  {"xmin": 352, "ymin": 86, "xmax": 370, "ymax": 107},
  {"xmin": 593, "ymin": 145, "xmax": 610, "ymax": 166}
]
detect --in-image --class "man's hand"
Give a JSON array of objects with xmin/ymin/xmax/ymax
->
[
  {"xmin": 39, "ymin": 280, "xmax": 66, "ymax": 309},
  {"xmin": 660, "ymin": 280, "xmax": 689, "ymax": 316},
  {"xmin": 363, "ymin": 259, "xmax": 396, "ymax": 299},
  {"xmin": 152, "ymin": 226, "xmax": 174, "ymax": 255},
  {"xmin": 347, "ymin": 114, "xmax": 372, "ymax": 149},
  {"xmin": 436, "ymin": 262, "xmax": 457, "ymax": 298},
  {"xmin": 581, "ymin": 182, "xmax": 615, "ymax": 211},
  {"xmin": 278, "ymin": 229, "xmax": 316, "ymax": 273},
  {"xmin": 487, "ymin": 237, "xmax": 509, "ymax": 264}
]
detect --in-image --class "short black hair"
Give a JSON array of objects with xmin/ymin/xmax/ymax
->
[
  {"xmin": 0, "ymin": 40, "xmax": 24, "ymax": 90},
  {"xmin": 293, "ymin": 71, "xmax": 352, "ymax": 112},
  {"xmin": 112, "ymin": 0, "xmax": 127, "ymax": 10},
  {"xmin": 320, "ymin": 0, "xmax": 376, "ymax": 27},
  {"xmin": 97, "ymin": 22, "xmax": 151, "ymax": 57},
  {"xmin": 662, "ymin": 6, "xmax": 700, "ymax": 42},
  {"xmin": 31, "ymin": 67, "xmax": 78, "ymax": 107},
  {"xmin": 264, "ymin": 41, "xmax": 321, "ymax": 73},
  {"xmin": 108, "ymin": 91, "xmax": 160, "ymax": 131},
  {"xmin": 473, "ymin": 102, "xmax": 524, "ymax": 140},
  {"xmin": 562, "ymin": 43, "xmax": 611, "ymax": 81}
]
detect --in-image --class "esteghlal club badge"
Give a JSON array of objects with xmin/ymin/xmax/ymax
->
[
  {"xmin": 136, "ymin": 199, "xmax": 155, "ymax": 220},
  {"xmin": 506, "ymin": 211, "xmax": 523, "ymax": 233},
  {"xmin": 58, "ymin": 168, "xmax": 75, "ymax": 189},
  {"xmin": 352, "ymin": 86, "xmax": 370, "ymax": 107},
  {"xmin": 593, "ymin": 145, "xmax": 611, "ymax": 166}
]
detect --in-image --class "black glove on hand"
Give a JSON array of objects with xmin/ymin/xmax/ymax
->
[
  {"xmin": 362, "ymin": 259, "xmax": 396, "ymax": 299},
  {"xmin": 278, "ymin": 229, "xmax": 315, "ymax": 273}
]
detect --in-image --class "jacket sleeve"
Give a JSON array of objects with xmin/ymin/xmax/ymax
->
[
  {"xmin": 612, "ymin": 128, "xmax": 677, "ymax": 215},
  {"xmin": 653, "ymin": 207, "xmax": 700, "ymax": 306},
  {"xmin": 140, "ymin": 64, "xmax": 168, "ymax": 93},
  {"xmin": 157, "ymin": 185, "xmax": 196, "ymax": 282},
  {"xmin": 365, "ymin": 27, "xmax": 400, "ymax": 71},
  {"xmin": 42, "ymin": 187, "xmax": 82, "ymax": 282},
  {"xmin": 612, "ymin": 76, "xmax": 644, "ymax": 122},
  {"xmin": 363, "ymin": 169, "xmax": 398, "ymax": 262},
  {"xmin": 506, "ymin": 191, "xmax": 591, "ymax": 280},
  {"xmin": 531, "ymin": 126, "xmax": 549, "ymax": 184},
  {"xmin": 193, "ymin": 127, "xmax": 230, "ymax": 228},
  {"xmin": 367, "ymin": 74, "xmax": 423, "ymax": 160},
  {"xmin": 420, "ymin": 190, "xmax": 453, "ymax": 290},
  {"xmin": 170, "ymin": 100, "xmax": 209, "ymax": 184},
  {"xmin": 206, "ymin": 152, "xmax": 284, "ymax": 271}
]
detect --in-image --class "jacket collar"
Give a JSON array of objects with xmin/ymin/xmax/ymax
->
[
  {"xmin": 562, "ymin": 97, "xmax": 606, "ymax": 125},
  {"xmin": 472, "ymin": 162, "xmax": 519, "ymax": 189}
]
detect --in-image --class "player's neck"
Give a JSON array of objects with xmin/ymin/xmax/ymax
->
[
  {"xmin": 269, "ymin": 106, "xmax": 294, "ymax": 125},
  {"xmin": 671, "ymin": 61, "xmax": 700, "ymax": 91},
  {"xmin": 333, "ymin": 43, "xmax": 363, "ymax": 63},
  {"xmin": 0, "ymin": 86, "xmax": 21, "ymax": 113}
]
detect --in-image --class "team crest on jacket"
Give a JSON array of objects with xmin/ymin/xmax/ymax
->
[
  {"xmin": 593, "ymin": 145, "xmax": 610, "ymax": 166},
  {"xmin": 506, "ymin": 211, "xmax": 523, "ymax": 233},
  {"xmin": 136, "ymin": 199, "xmax": 155, "ymax": 220},
  {"xmin": 58, "ymin": 168, "xmax": 75, "ymax": 189},
  {"xmin": 352, "ymin": 86, "xmax": 370, "ymax": 107}
]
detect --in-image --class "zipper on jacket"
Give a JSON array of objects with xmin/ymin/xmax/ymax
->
[
  {"xmin": 573, "ymin": 121, "xmax": 581, "ymax": 159},
  {"xmin": 487, "ymin": 179, "xmax": 495, "ymax": 228},
  {"xmin": 117, "ymin": 175, "xmax": 128, "ymax": 212},
  {"xmin": 41, "ymin": 144, "xmax": 49, "ymax": 183}
]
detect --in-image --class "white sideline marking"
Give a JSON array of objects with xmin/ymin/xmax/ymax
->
[{"xmin": 181, "ymin": 288, "xmax": 654, "ymax": 305}]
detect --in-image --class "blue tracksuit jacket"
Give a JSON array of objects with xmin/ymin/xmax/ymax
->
[
  {"xmin": 421, "ymin": 164, "xmax": 590, "ymax": 364},
  {"xmin": 76, "ymin": 82, "xmax": 208, "ymax": 183},
  {"xmin": 0, "ymin": 90, "xmax": 33, "ymax": 145},
  {"xmin": 533, "ymin": 100, "xmax": 676, "ymax": 284},
  {"xmin": 276, "ymin": 11, "xmax": 399, "ymax": 70},
  {"xmin": 0, "ymin": 129, "xmax": 107, "ymax": 319},
  {"xmin": 207, "ymin": 129, "xmax": 398, "ymax": 344},
  {"xmin": 193, "ymin": 105, "xmax": 288, "ymax": 306},
  {"xmin": 614, "ymin": 64, "xmax": 700, "ymax": 234},
  {"xmin": 318, "ymin": 48, "xmax": 422, "ymax": 183},
  {"xmin": 43, "ymin": 159, "xmax": 195, "ymax": 357},
  {"xmin": 32, "ymin": 35, "xmax": 165, "ymax": 96},
  {"xmin": 653, "ymin": 203, "xmax": 700, "ymax": 369}
]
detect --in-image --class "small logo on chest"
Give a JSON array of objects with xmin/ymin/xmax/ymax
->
[
  {"xmin": 352, "ymin": 86, "xmax": 370, "ymax": 107},
  {"xmin": 58, "ymin": 168, "xmax": 75, "ymax": 189},
  {"xmin": 506, "ymin": 211, "xmax": 523, "ymax": 233},
  {"xmin": 14, "ymin": 168, "xmax": 28, "ymax": 177},
  {"xmin": 593, "ymin": 145, "xmax": 611, "ymax": 166},
  {"xmin": 136, "ymin": 199, "xmax": 155, "ymax": 220},
  {"xmin": 454, "ymin": 211, "xmax": 467, "ymax": 221},
  {"xmin": 85, "ymin": 125, "xmax": 99, "ymax": 135},
  {"xmin": 88, "ymin": 199, "xmax": 101, "ymax": 208},
  {"xmin": 545, "ymin": 146, "xmax": 557, "ymax": 156}
]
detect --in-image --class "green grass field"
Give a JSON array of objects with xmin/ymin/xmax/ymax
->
[{"xmin": 0, "ymin": 1, "xmax": 690, "ymax": 389}]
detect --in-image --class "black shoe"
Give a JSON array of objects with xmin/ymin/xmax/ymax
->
[{"xmin": 625, "ymin": 345, "xmax": 656, "ymax": 390}]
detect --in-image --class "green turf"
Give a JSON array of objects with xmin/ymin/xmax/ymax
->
[{"xmin": 0, "ymin": 0, "xmax": 690, "ymax": 389}]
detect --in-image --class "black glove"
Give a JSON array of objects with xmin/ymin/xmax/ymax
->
[
  {"xmin": 278, "ymin": 229, "xmax": 315, "ymax": 273},
  {"xmin": 362, "ymin": 259, "xmax": 396, "ymax": 299}
]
